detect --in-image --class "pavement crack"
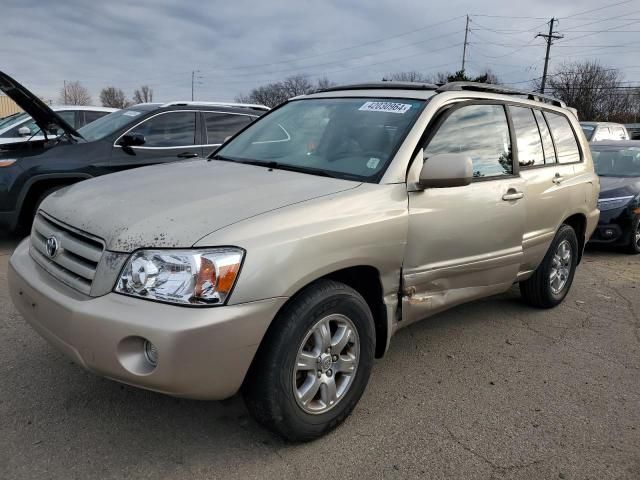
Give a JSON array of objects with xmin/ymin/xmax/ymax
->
[{"xmin": 443, "ymin": 425, "xmax": 549, "ymax": 473}]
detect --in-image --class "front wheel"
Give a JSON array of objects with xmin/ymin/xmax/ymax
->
[
  {"xmin": 243, "ymin": 279, "xmax": 375, "ymax": 442},
  {"xmin": 626, "ymin": 215, "xmax": 640, "ymax": 254},
  {"xmin": 520, "ymin": 224, "xmax": 579, "ymax": 308}
]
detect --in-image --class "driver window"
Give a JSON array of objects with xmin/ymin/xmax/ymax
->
[
  {"xmin": 424, "ymin": 104, "xmax": 513, "ymax": 178},
  {"xmin": 128, "ymin": 112, "xmax": 196, "ymax": 147}
]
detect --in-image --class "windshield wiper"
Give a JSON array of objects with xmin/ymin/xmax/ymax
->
[{"xmin": 210, "ymin": 155, "xmax": 353, "ymax": 179}]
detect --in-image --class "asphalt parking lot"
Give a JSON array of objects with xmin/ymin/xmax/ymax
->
[{"xmin": 0, "ymin": 233, "xmax": 638, "ymax": 480}]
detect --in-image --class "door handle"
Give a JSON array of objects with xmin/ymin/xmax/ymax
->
[
  {"xmin": 177, "ymin": 152, "xmax": 199, "ymax": 158},
  {"xmin": 502, "ymin": 189, "xmax": 524, "ymax": 201},
  {"xmin": 553, "ymin": 173, "xmax": 564, "ymax": 184}
]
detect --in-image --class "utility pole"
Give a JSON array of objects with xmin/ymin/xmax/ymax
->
[
  {"xmin": 63, "ymin": 80, "xmax": 67, "ymax": 104},
  {"xmin": 461, "ymin": 15, "xmax": 470, "ymax": 72},
  {"xmin": 191, "ymin": 70, "xmax": 203, "ymax": 101},
  {"xmin": 536, "ymin": 18, "xmax": 563, "ymax": 93}
]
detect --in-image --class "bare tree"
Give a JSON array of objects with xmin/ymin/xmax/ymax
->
[
  {"xmin": 99, "ymin": 87, "xmax": 130, "ymax": 108},
  {"xmin": 58, "ymin": 81, "xmax": 92, "ymax": 105},
  {"xmin": 384, "ymin": 69, "xmax": 499, "ymax": 85},
  {"xmin": 316, "ymin": 77, "xmax": 336, "ymax": 91},
  {"xmin": 133, "ymin": 85, "xmax": 154, "ymax": 104},
  {"xmin": 537, "ymin": 61, "xmax": 640, "ymax": 122},
  {"xmin": 383, "ymin": 71, "xmax": 432, "ymax": 83},
  {"xmin": 235, "ymin": 75, "xmax": 334, "ymax": 108}
]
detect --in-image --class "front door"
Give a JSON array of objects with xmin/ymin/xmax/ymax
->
[
  {"xmin": 110, "ymin": 110, "xmax": 203, "ymax": 171},
  {"xmin": 402, "ymin": 103, "xmax": 526, "ymax": 325}
]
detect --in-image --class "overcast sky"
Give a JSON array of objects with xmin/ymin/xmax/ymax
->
[{"xmin": 2, "ymin": 0, "xmax": 639, "ymax": 104}]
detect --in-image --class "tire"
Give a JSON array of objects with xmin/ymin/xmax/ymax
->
[
  {"xmin": 625, "ymin": 215, "xmax": 640, "ymax": 254},
  {"xmin": 243, "ymin": 279, "xmax": 375, "ymax": 442},
  {"xmin": 520, "ymin": 224, "xmax": 579, "ymax": 309}
]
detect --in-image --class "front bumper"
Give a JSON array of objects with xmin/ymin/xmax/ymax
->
[
  {"xmin": 9, "ymin": 239, "xmax": 287, "ymax": 400},
  {"xmin": 588, "ymin": 207, "xmax": 634, "ymax": 246}
]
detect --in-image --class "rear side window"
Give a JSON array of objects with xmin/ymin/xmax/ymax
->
[
  {"xmin": 613, "ymin": 126, "xmax": 626, "ymax": 139},
  {"xmin": 425, "ymin": 104, "xmax": 512, "ymax": 178},
  {"xmin": 83, "ymin": 110, "xmax": 110, "ymax": 127},
  {"xmin": 205, "ymin": 113, "xmax": 252, "ymax": 144},
  {"xmin": 509, "ymin": 106, "xmax": 544, "ymax": 167},
  {"xmin": 545, "ymin": 112, "xmax": 581, "ymax": 164},
  {"xmin": 533, "ymin": 110, "xmax": 556, "ymax": 164},
  {"xmin": 128, "ymin": 112, "xmax": 196, "ymax": 147}
]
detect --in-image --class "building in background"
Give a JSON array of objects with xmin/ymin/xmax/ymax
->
[{"xmin": 0, "ymin": 94, "xmax": 22, "ymax": 117}]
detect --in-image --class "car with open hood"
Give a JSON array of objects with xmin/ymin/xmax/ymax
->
[
  {"xmin": 8, "ymin": 81, "xmax": 599, "ymax": 441},
  {"xmin": 589, "ymin": 140, "xmax": 640, "ymax": 253},
  {"xmin": 0, "ymin": 71, "xmax": 267, "ymax": 231}
]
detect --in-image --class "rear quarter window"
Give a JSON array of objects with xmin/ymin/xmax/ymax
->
[{"xmin": 545, "ymin": 112, "xmax": 581, "ymax": 164}]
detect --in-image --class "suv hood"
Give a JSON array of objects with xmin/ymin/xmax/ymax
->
[
  {"xmin": 40, "ymin": 159, "xmax": 361, "ymax": 252},
  {"xmin": 0, "ymin": 71, "xmax": 82, "ymax": 141},
  {"xmin": 599, "ymin": 175, "xmax": 640, "ymax": 198}
]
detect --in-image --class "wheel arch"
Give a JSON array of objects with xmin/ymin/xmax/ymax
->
[
  {"xmin": 562, "ymin": 212, "xmax": 587, "ymax": 263},
  {"xmin": 17, "ymin": 173, "xmax": 92, "ymax": 226},
  {"xmin": 252, "ymin": 264, "xmax": 391, "ymax": 371}
]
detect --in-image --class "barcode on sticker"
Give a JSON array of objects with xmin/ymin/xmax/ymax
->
[{"xmin": 359, "ymin": 102, "xmax": 412, "ymax": 114}]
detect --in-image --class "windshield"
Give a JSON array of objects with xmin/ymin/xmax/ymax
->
[
  {"xmin": 214, "ymin": 97, "xmax": 425, "ymax": 181},
  {"xmin": 0, "ymin": 112, "xmax": 29, "ymax": 131},
  {"xmin": 78, "ymin": 108, "xmax": 146, "ymax": 141},
  {"xmin": 581, "ymin": 124, "xmax": 595, "ymax": 141},
  {"xmin": 591, "ymin": 146, "xmax": 640, "ymax": 177}
]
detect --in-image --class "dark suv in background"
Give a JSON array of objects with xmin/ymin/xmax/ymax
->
[{"xmin": 0, "ymin": 71, "xmax": 267, "ymax": 231}]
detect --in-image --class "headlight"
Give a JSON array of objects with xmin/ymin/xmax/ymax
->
[
  {"xmin": 115, "ymin": 248, "xmax": 244, "ymax": 306},
  {"xmin": 597, "ymin": 196, "xmax": 634, "ymax": 211}
]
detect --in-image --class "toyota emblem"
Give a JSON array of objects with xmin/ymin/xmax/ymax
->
[{"xmin": 46, "ymin": 236, "xmax": 59, "ymax": 258}]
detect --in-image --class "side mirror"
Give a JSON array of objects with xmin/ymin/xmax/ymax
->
[
  {"xmin": 119, "ymin": 133, "xmax": 146, "ymax": 147},
  {"xmin": 418, "ymin": 153, "xmax": 473, "ymax": 188},
  {"xmin": 18, "ymin": 126, "xmax": 31, "ymax": 137}
]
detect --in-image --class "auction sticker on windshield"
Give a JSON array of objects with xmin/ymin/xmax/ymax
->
[{"xmin": 359, "ymin": 101, "xmax": 413, "ymax": 114}]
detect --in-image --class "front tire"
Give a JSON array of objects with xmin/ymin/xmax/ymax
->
[
  {"xmin": 243, "ymin": 279, "xmax": 375, "ymax": 442},
  {"xmin": 626, "ymin": 215, "xmax": 640, "ymax": 254},
  {"xmin": 520, "ymin": 224, "xmax": 579, "ymax": 308}
]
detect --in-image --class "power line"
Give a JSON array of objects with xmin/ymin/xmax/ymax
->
[
  {"xmin": 204, "ymin": 15, "xmax": 465, "ymax": 73},
  {"xmin": 560, "ymin": 0, "xmax": 633, "ymax": 19},
  {"xmin": 201, "ymin": 29, "xmax": 464, "ymax": 80}
]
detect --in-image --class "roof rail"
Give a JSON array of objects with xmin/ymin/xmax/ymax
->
[
  {"xmin": 160, "ymin": 101, "xmax": 270, "ymax": 111},
  {"xmin": 320, "ymin": 81, "xmax": 439, "ymax": 92},
  {"xmin": 436, "ymin": 82, "xmax": 566, "ymax": 107}
]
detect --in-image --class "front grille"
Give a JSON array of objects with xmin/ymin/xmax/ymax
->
[{"xmin": 30, "ymin": 212, "xmax": 105, "ymax": 295}]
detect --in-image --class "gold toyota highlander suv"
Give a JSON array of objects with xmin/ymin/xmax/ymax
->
[{"xmin": 9, "ymin": 81, "xmax": 600, "ymax": 441}]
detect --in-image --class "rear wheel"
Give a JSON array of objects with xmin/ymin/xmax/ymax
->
[
  {"xmin": 520, "ymin": 224, "xmax": 579, "ymax": 308},
  {"xmin": 243, "ymin": 279, "xmax": 375, "ymax": 442},
  {"xmin": 626, "ymin": 215, "xmax": 640, "ymax": 254}
]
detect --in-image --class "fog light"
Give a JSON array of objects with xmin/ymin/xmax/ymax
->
[{"xmin": 144, "ymin": 340, "xmax": 158, "ymax": 366}]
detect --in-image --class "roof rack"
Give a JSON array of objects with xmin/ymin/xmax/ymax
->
[
  {"xmin": 435, "ymin": 82, "xmax": 566, "ymax": 107},
  {"xmin": 318, "ymin": 81, "xmax": 565, "ymax": 108},
  {"xmin": 320, "ymin": 81, "xmax": 439, "ymax": 92},
  {"xmin": 160, "ymin": 101, "xmax": 270, "ymax": 111}
]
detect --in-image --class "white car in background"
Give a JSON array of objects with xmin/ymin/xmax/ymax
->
[{"xmin": 0, "ymin": 105, "xmax": 116, "ymax": 145}]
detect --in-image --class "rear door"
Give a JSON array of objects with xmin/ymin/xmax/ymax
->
[
  {"xmin": 110, "ymin": 110, "xmax": 203, "ymax": 171},
  {"xmin": 403, "ymin": 102, "xmax": 526, "ymax": 324},
  {"xmin": 517, "ymin": 107, "xmax": 583, "ymax": 271},
  {"xmin": 202, "ymin": 111, "xmax": 255, "ymax": 156}
]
